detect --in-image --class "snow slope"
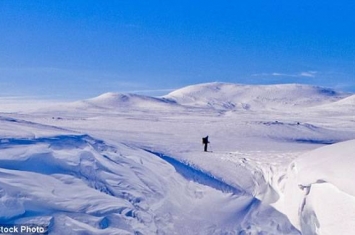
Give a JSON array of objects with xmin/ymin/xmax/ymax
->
[
  {"xmin": 314, "ymin": 94, "xmax": 355, "ymax": 114},
  {"xmin": 164, "ymin": 82, "xmax": 348, "ymax": 110},
  {"xmin": 1, "ymin": 82, "xmax": 355, "ymax": 234},
  {"xmin": 278, "ymin": 139, "xmax": 355, "ymax": 235},
  {"xmin": 0, "ymin": 126, "xmax": 299, "ymax": 234}
]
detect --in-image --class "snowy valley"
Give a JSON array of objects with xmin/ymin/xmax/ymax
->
[{"xmin": 1, "ymin": 82, "xmax": 355, "ymax": 235}]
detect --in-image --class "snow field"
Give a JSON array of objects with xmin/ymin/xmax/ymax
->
[{"xmin": 1, "ymin": 82, "xmax": 355, "ymax": 234}]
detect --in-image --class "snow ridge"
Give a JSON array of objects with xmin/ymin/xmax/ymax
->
[
  {"xmin": 279, "ymin": 139, "xmax": 355, "ymax": 234},
  {"xmin": 0, "ymin": 134, "xmax": 167, "ymax": 234},
  {"xmin": 0, "ymin": 134, "xmax": 301, "ymax": 234},
  {"xmin": 164, "ymin": 82, "xmax": 347, "ymax": 110},
  {"xmin": 145, "ymin": 150, "xmax": 243, "ymax": 195}
]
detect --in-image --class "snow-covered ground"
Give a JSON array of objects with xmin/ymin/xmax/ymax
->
[{"xmin": 0, "ymin": 82, "xmax": 354, "ymax": 234}]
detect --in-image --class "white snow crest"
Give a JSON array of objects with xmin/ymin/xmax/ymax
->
[{"xmin": 280, "ymin": 139, "xmax": 355, "ymax": 235}]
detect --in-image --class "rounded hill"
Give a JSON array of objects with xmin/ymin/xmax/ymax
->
[{"xmin": 164, "ymin": 82, "xmax": 347, "ymax": 110}]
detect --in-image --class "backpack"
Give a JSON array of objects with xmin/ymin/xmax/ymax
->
[{"xmin": 202, "ymin": 137, "xmax": 207, "ymax": 144}]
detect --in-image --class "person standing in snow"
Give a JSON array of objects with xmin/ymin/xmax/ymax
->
[{"xmin": 202, "ymin": 136, "xmax": 210, "ymax": 152}]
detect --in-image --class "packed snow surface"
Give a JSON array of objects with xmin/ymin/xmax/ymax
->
[{"xmin": 0, "ymin": 82, "xmax": 355, "ymax": 234}]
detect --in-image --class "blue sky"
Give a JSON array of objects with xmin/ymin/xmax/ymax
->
[{"xmin": 0, "ymin": 1, "xmax": 354, "ymax": 100}]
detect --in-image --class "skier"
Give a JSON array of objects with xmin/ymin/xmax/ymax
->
[{"xmin": 202, "ymin": 136, "xmax": 210, "ymax": 152}]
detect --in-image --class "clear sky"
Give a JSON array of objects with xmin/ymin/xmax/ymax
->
[{"xmin": 0, "ymin": 0, "xmax": 354, "ymax": 100}]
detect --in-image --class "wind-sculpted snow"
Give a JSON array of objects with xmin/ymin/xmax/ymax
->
[
  {"xmin": 145, "ymin": 150, "xmax": 243, "ymax": 195},
  {"xmin": 0, "ymin": 134, "xmax": 174, "ymax": 234},
  {"xmin": 0, "ymin": 115, "xmax": 77, "ymax": 138},
  {"xmin": 277, "ymin": 139, "xmax": 355, "ymax": 235},
  {"xmin": 143, "ymin": 150, "xmax": 300, "ymax": 234},
  {"xmin": 0, "ymin": 134, "xmax": 301, "ymax": 234}
]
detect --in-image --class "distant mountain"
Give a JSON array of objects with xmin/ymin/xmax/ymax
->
[
  {"xmin": 66, "ymin": 83, "xmax": 351, "ymax": 113},
  {"xmin": 164, "ymin": 82, "xmax": 348, "ymax": 110},
  {"xmin": 73, "ymin": 92, "xmax": 178, "ymax": 110}
]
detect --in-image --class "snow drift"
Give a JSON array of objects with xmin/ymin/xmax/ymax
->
[
  {"xmin": 278, "ymin": 139, "xmax": 355, "ymax": 235},
  {"xmin": 0, "ymin": 133, "xmax": 300, "ymax": 234}
]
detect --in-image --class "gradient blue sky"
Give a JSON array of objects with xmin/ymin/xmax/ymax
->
[{"xmin": 1, "ymin": 0, "xmax": 354, "ymax": 100}]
